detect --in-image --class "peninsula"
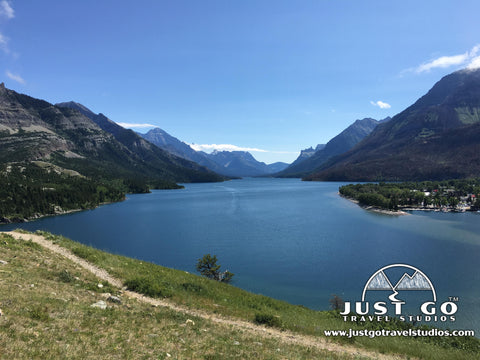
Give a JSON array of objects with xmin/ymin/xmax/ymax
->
[{"xmin": 339, "ymin": 179, "xmax": 480, "ymax": 213}]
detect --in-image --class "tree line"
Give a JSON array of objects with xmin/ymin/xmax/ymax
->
[
  {"xmin": 0, "ymin": 163, "xmax": 128, "ymax": 222},
  {"xmin": 339, "ymin": 179, "xmax": 480, "ymax": 211}
]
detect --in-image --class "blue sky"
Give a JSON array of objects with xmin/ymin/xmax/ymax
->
[{"xmin": 1, "ymin": 1, "xmax": 480, "ymax": 164}]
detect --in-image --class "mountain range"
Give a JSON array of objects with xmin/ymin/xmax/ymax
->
[
  {"xmin": 0, "ymin": 84, "xmax": 224, "ymax": 186},
  {"xmin": 277, "ymin": 117, "xmax": 390, "ymax": 177},
  {"xmin": 2, "ymin": 65, "xmax": 480, "ymax": 194},
  {"xmin": 306, "ymin": 68, "xmax": 480, "ymax": 181},
  {"xmin": 140, "ymin": 128, "xmax": 289, "ymax": 177}
]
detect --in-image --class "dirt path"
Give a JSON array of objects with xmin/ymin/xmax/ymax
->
[{"xmin": 5, "ymin": 231, "xmax": 410, "ymax": 360}]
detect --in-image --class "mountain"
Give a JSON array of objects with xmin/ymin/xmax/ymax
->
[
  {"xmin": 201, "ymin": 150, "xmax": 282, "ymax": 177},
  {"xmin": 139, "ymin": 127, "xmax": 224, "ymax": 173},
  {"xmin": 306, "ymin": 68, "xmax": 480, "ymax": 181},
  {"xmin": 278, "ymin": 118, "xmax": 388, "ymax": 177},
  {"xmin": 201, "ymin": 151, "xmax": 288, "ymax": 177},
  {"xmin": 0, "ymin": 84, "xmax": 224, "ymax": 185},
  {"xmin": 140, "ymin": 127, "xmax": 196, "ymax": 158},
  {"xmin": 54, "ymin": 101, "xmax": 225, "ymax": 183},
  {"xmin": 288, "ymin": 144, "xmax": 326, "ymax": 168},
  {"xmin": 266, "ymin": 161, "xmax": 290, "ymax": 174},
  {"xmin": 140, "ymin": 128, "xmax": 289, "ymax": 177}
]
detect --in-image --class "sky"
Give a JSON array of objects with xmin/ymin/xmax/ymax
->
[{"xmin": 1, "ymin": 1, "xmax": 480, "ymax": 164}]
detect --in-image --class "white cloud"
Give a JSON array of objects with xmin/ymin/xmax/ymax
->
[
  {"xmin": 467, "ymin": 56, "xmax": 480, "ymax": 70},
  {"xmin": 0, "ymin": 32, "xmax": 9, "ymax": 53},
  {"xmin": 188, "ymin": 143, "xmax": 298, "ymax": 155},
  {"xmin": 466, "ymin": 44, "xmax": 480, "ymax": 70},
  {"xmin": 370, "ymin": 100, "xmax": 391, "ymax": 109},
  {"xmin": 6, "ymin": 70, "xmax": 24, "ymax": 84},
  {"xmin": 0, "ymin": 2, "xmax": 14, "ymax": 54},
  {"xmin": 116, "ymin": 122, "xmax": 156, "ymax": 129},
  {"xmin": 0, "ymin": 0, "xmax": 14, "ymax": 19},
  {"xmin": 189, "ymin": 143, "xmax": 268, "ymax": 153},
  {"xmin": 468, "ymin": 44, "xmax": 480, "ymax": 58},
  {"xmin": 413, "ymin": 44, "xmax": 480, "ymax": 73},
  {"xmin": 416, "ymin": 54, "xmax": 468, "ymax": 73}
]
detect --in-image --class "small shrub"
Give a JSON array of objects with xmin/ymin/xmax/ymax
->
[
  {"xmin": 124, "ymin": 277, "xmax": 172, "ymax": 298},
  {"xmin": 254, "ymin": 313, "xmax": 283, "ymax": 328},
  {"xmin": 58, "ymin": 269, "xmax": 75, "ymax": 283},
  {"xmin": 28, "ymin": 306, "xmax": 50, "ymax": 322}
]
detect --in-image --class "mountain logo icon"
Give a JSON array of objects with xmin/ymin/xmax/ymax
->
[
  {"xmin": 341, "ymin": 264, "xmax": 458, "ymax": 322},
  {"xmin": 361, "ymin": 264, "xmax": 436, "ymax": 302}
]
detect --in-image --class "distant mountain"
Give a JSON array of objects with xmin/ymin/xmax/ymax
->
[
  {"xmin": 288, "ymin": 144, "xmax": 325, "ymax": 168},
  {"xmin": 140, "ymin": 127, "xmax": 195, "ymax": 158},
  {"xmin": 0, "ymin": 84, "xmax": 224, "ymax": 185},
  {"xmin": 201, "ymin": 150, "xmax": 283, "ymax": 177},
  {"xmin": 306, "ymin": 68, "xmax": 480, "ymax": 181},
  {"xmin": 278, "ymin": 118, "xmax": 389, "ymax": 177},
  {"xmin": 140, "ymin": 128, "xmax": 288, "ymax": 177},
  {"xmin": 266, "ymin": 161, "xmax": 290, "ymax": 174},
  {"xmin": 139, "ymin": 128, "xmax": 224, "ymax": 173}
]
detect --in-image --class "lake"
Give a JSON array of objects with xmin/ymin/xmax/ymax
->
[{"xmin": 2, "ymin": 178, "xmax": 479, "ymax": 334}]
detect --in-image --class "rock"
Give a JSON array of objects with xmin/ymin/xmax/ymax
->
[
  {"xmin": 0, "ymin": 260, "xmax": 8, "ymax": 265},
  {"xmin": 107, "ymin": 295, "xmax": 121, "ymax": 304},
  {"xmin": 90, "ymin": 300, "xmax": 107, "ymax": 310}
]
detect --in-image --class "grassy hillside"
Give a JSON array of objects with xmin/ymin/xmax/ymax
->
[{"xmin": 0, "ymin": 231, "xmax": 478, "ymax": 359}]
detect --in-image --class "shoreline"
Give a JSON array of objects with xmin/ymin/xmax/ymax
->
[
  {"xmin": 0, "ymin": 199, "xmax": 123, "ymax": 225},
  {"xmin": 340, "ymin": 194, "xmax": 409, "ymax": 216},
  {"xmin": 340, "ymin": 194, "xmax": 475, "ymax": 215}
]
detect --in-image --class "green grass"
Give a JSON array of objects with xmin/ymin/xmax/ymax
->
[
  {"xmin": 0, "ymin": 232, "xmax": 362, "ymax": 360},
  {"xmin": 3, "ymin": 230, "xmax": 480, "ymax": 360}
]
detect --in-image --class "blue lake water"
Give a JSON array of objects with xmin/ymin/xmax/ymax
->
[{"xmin": 2, "ymin": 178, "xmax": 479, "ymax": 334}]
